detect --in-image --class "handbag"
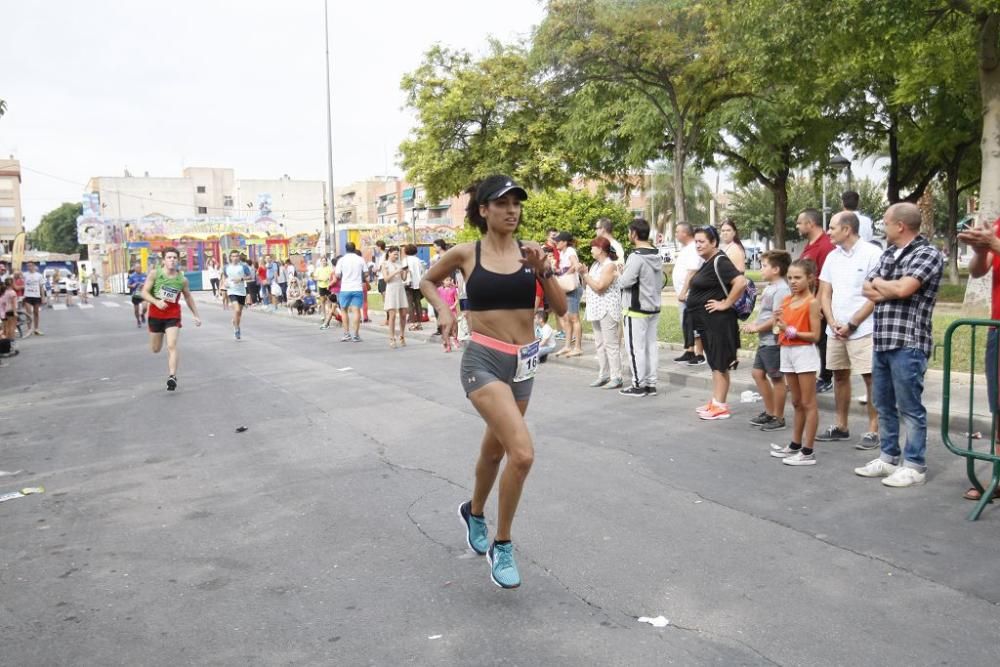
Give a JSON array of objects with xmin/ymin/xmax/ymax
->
[
  {"xmin": 713, "ymin": 255, "xmax": 757, "ymax": 321},
  {"xmin": 556, "ymin": 270, "xmax": 579, "ymax": 292}
]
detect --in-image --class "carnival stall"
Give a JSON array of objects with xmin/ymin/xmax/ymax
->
[{"xmin": 78, "ymin": 209, "xmax": 314, "ymax": 292}]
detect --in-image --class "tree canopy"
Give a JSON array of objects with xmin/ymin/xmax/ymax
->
[
  {"xmin": 33, "ymin": 203, "xmax": 84, "ymax": 255},
  {"xmin": 399, "ymin": 0, "xmax": 999, "ymax": 259}
]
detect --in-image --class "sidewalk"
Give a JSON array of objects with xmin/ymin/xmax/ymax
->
[{"xmin": 192, "ymin": 292, "xmax": 991, "ymax": 433}]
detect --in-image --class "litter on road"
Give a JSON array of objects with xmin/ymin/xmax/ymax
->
[
  {"xmin": 637, "ymin": 615, "xmax": 669, "ymax": 628},
  {"xmin": 0, "ymin": 487, "xmax": 45, "ymax": 503}
]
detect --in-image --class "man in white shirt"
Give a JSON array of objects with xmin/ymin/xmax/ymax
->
[
  {"xmin": 334, "ymin": 242, "xmax": 368, "ymax": 342},
  {"xmin": 672, "ymin": 223, "xmax": 705, "ymax": 364},
  {"xmin": 816, "ymin": 211, "xmax": 883, "ymax": 448},
  {"xmin": 841, "ymin": 190, "xmax": 874, "ymax": 243},
  {"xmin": 595, "ymin": 218, "xmax": 625, "ymax": 271},
  {"xmin": 22, "ymin": 262, "xmax": 46, "ymax": 335}
]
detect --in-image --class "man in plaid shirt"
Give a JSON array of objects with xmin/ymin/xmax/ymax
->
[{"xmin": 854, "ymin": 203, "xmax": 943, "ymax": 488}]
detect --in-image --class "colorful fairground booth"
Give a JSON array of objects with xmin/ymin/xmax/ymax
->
[{"xmin": 78, "ymin": 209, "xmax": 318, "ymax": 293}]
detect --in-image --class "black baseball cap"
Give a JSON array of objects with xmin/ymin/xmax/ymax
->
[{"xmin": 476, "ymin": 175, "xmax": 528, "ymax": 203}]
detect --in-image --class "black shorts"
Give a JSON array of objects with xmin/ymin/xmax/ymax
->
[
  {"xmin": 329, "ymin": 293, "xmax": 339, "ymax": 305},
  {"xmin": 148, "ymin": 317, "xmax": 182, "ymax": 333},
  {"xmin": 131, "ymin": 295, "xmax": 144, "ymax": 306},
  {"xmin": 228, "ymin": 294, "xmax": 247, "ymax": 306},
  {"xmin": 690, "ymin": 308, "xmax": 739, "ymax": 372},
  {"xmin": 24, "ymin": 296, "xmax": 41, "ymax": 306},
  {"xmin": 2, "ymin": 310, "xmax": 13, "ymax": 321},
  {"xmin": 319, "ymin": 287, "xmax": 330, "ymax": 297}
]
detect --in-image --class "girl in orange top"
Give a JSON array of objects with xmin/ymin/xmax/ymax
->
[{"xmin": 771, "ymin": 259, "xmax": 822, "ymax": 466}]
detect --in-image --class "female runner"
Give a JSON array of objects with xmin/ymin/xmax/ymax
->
[{"xmin": 420, "ymin": 175, "xmax": 567, "ymax": 589}]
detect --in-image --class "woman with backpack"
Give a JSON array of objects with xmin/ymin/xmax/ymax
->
[{"xmin": 685, "ymin": 226, "xmax": 748, "ymax": 421}]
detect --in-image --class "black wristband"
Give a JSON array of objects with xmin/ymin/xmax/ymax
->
[
  {"xmin": 847, "ymin": 321, "xmax": 858, "ymax": 332},
  {"xmin": 537, "ymin": 269, "xmax": 554, "ymax": 281}
]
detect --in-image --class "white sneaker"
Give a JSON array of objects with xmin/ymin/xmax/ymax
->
[
  {"xmin": 782, "ymin": 451, "xmax": 816, "ymax": 466},
  {"xmin": 854, "ymin": 458, "xmax": 898, "ymax": 478},
  {"xmin": 769, "ymin": 443, "xmax": 797, "ymax": 458},
  {"xmin": 882, "ymin": 467, "xmax": 926, "ymax": 488}
]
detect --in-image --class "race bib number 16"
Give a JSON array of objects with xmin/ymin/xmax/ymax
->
[{"xmin": 513, "ymin": 341, "xmax": 540, "ymax": 383}]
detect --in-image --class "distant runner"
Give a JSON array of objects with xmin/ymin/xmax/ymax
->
[
  {"xmin": 224, "ymin": 250, "xmax": 248, "ymax": 340},
  {"xmin": 127, "ymin": 263, "xmax": 148, "ymax": 327},
  {"xmin": 141, "ymin": 247, "xmax": 202, "ymax": 391},
  {"xmin": 22, "ymin": 262, "xmax": 45, "ymax": 336}
]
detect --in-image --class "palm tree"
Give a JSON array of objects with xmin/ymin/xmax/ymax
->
[{"xmin": 648, "ymin": 161, "xmax": 712, "ymax": 237}]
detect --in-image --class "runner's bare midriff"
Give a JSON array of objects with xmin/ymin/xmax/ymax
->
[{"xmin": 467, "ymin": 309, "xmax": 536, "ymax": 346}]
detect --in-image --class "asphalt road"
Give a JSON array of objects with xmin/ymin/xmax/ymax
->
[{"xmin": 1, "ymin": 295, "xmax": 998, "ymax": 666}]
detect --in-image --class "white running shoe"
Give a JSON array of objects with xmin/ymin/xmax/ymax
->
[
  {"xmin": 854, "ymin": 458, "xmax": 898, "ymax": 478},
  {"xmin": 782, "ymin": 451, "xmax": 816, "ymax": 466},
  {"xmin": 769, "ymin": 443, "xmax": 797, "ymax": 458},
  {"xmin": 881, "ymin": 467, "xmax": 926, "ymax": 488}
]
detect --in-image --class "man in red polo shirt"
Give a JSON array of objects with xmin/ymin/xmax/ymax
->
[
  {"xmin": 796, "ymin": 208, "xmax": 836, "ymax": 392},
  {"xmin": 958, "ymin": 215, "xmax": 1000, "ymax": 501}
]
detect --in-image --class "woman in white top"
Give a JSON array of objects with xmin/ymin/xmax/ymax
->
[
  {"xmin": 381, "ymin": 247, "xmax": 409, "ymax": 348},
  {"xmin": 554, "ymin": 231, "xmax": 583, "ymax": 357},
  {"xmin": 578, "ymin": 237, "xmax": 623, "ymax": 388},
  {"xmin": 719, "ymin": 220, "xmax": 747, "ymax": 273},
  {"xmin": 206, "ymin": 258, "xmax": 221, "ymax": 298}
]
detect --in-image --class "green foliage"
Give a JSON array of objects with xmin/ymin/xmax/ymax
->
[
  {"xmin": 520, "ymin": 189, "xmax": 631, "ymax": 265},
  {"xmin": 33, "ymin": 203, "xmax": 84, "ymax": 255},
  {"xmin": 399, "ymin": 42, "xmax": 571, "ymax": 203},
  {"xmin": 534, "ymin": 0, "xmax": 745, "ymax": 224},
  {"xmin": 727, "ymin": 176, "xmax": 885, "ymax": 242},
  {"xmin": 647, "ymin": 162, "xmax": 712, "ymax": 228},
  {"xmin": 449, "ymin": 188, "xmax": 631, "ymax": 266}
]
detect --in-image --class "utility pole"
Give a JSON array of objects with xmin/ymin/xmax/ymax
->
[{"xmin": 323, "ymin": 0, "xmax": 337, "ymax": 257}]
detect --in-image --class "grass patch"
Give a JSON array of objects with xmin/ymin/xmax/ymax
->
[{"xmin": 936, "ymin": 284, "xmax": 966, "ymax": 303}]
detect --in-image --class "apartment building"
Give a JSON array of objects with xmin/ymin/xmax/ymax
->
[
  {"xmin": 0, "ymin": 158, "xmax": 24, "ymax": 243},
  {"xmin": 85, "ymin": 167, "xmax": 326, "ymax": 236}
]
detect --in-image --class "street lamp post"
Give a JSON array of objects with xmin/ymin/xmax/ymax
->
[{"xmin": 323, "ymin": 0, "xmax": 337, "ymax": 258}]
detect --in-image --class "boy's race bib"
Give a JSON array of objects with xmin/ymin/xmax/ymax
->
[
  {"xmin": 513, "ymin": 340, "xmax": 540, "ymax": 383},
  {"xmin": 158, "ymin": 285, "xmax": 181, "ymax": 303}
]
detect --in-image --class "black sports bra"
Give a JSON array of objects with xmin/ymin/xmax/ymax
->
[{"xmin": 464, "ymin": 241, "xmax": 537, "ymax": 311}]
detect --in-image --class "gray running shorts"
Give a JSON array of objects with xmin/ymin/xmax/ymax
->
[{"xmin": 460, "ymin": 341, "xmax": 534, "ymax": 402}]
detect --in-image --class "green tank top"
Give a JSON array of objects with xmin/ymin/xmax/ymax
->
[{"xmin": 151, "ymin": 268, "xmax": 185, "ymax": 308}]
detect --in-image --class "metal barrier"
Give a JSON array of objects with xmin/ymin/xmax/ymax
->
[{"xmin": 941, "ymin": 318, "xmax": 1000, "ymax": 520}]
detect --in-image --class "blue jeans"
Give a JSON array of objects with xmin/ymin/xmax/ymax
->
[{"xmin": 872, "ymin": 347, "xmax": 929, "ymax": 471}]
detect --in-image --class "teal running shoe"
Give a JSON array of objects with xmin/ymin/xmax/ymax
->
[
  {"xmin": 487, "ymin": 541, "xmax": 521, "ymax": 589},
  {"xmin": 458, "ymin": 501, "xmax": 488, "ymax": 555}
]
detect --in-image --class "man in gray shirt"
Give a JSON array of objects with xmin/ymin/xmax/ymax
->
[{"xmin": 619, "ymin": 218, "xmax": 664, "ymax": 397}]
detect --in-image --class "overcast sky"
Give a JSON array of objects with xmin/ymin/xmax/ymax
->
[{"xmin": 1, "ymin": 0, "xmax": 546, "ymax": 229}]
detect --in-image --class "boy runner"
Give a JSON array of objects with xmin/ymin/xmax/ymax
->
[
  {"xmin": 127, "ymin": 263, "xmax": 148, "ymax": 327},
  {"xmin": 224, "ymin": 250, "xmax": 248, "ymax": 340},
  {"xmin": 141, "ymin": 247, "xmax": 202, "ymax": 390}
]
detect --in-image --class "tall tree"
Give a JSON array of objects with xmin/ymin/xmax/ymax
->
[
  {"xmin": 946, "ymin": 2, "xmax": 1000, "ymax": 226},
  {"xmin": 534, "ymin": 0, "xmax": 744, "ymax": 225},
  {"xmin": 399, "ymin": 42, "xmax": 570, "ymax": 203},
  {"xmin": 33, "ymin": 203, "xmax": 84, "ymax": 255},
  {"xmin": 708, "ymin": 0, "xmax": 844, "ymax": 249}
]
